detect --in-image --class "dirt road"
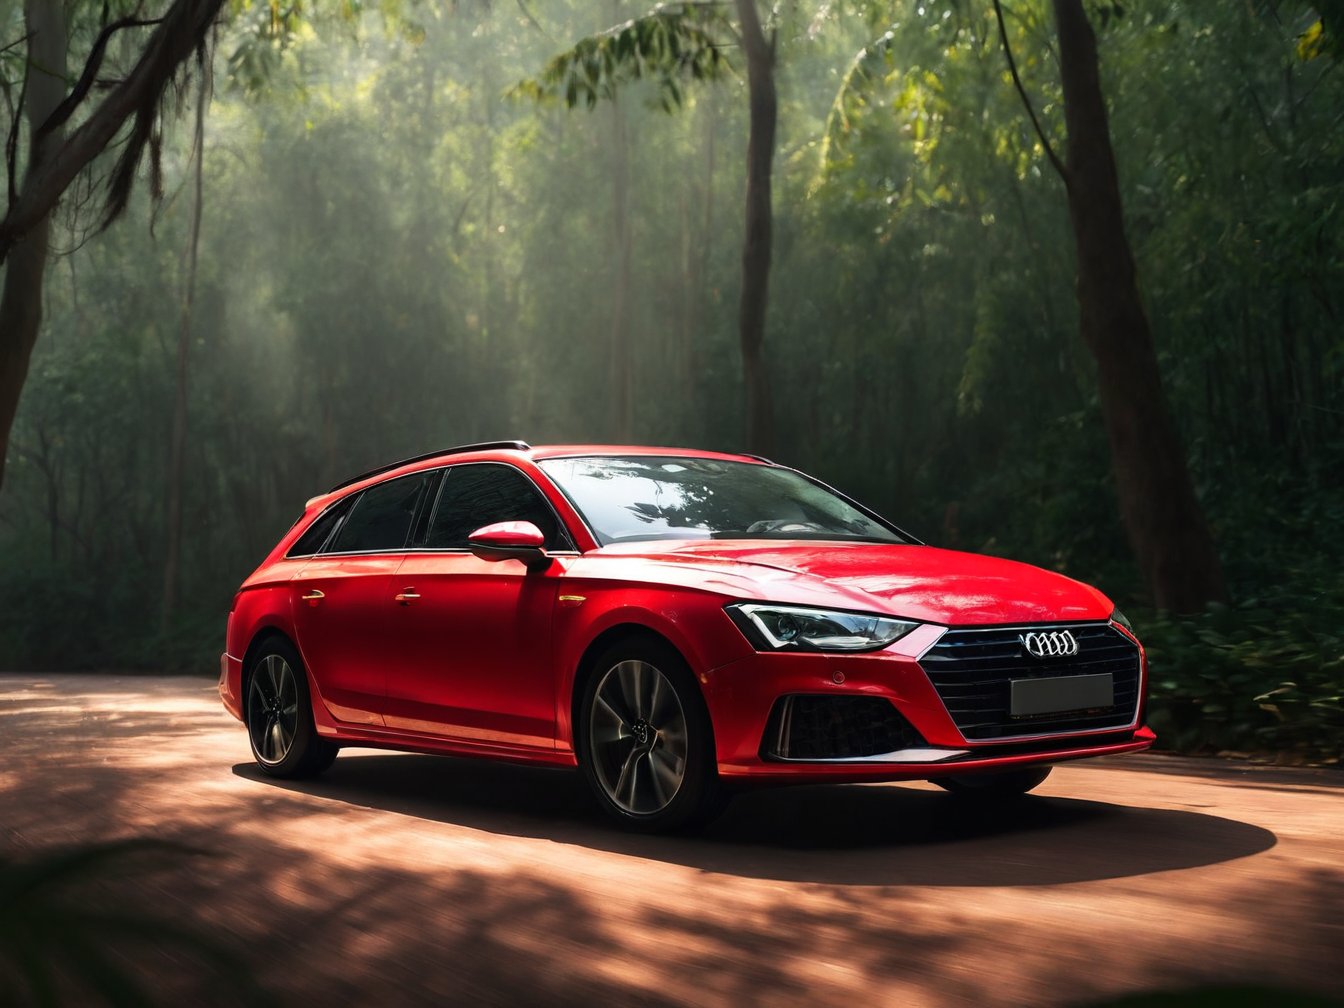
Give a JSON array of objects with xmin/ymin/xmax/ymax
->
[{"xmin": 1, "ymin": 673, "xmax": 1340, "ymax": 1006}]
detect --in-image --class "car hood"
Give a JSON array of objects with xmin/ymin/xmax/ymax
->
[{"xmin": 589, "ymin": 540, "xmax": 1114, "ymax": 626}]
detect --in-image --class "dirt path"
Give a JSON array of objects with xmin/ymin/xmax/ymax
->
[{"xmin": 1, "ymin": 673, "xmax": 1340, "ymax": 1006}]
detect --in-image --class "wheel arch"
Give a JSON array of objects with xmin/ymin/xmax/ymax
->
[{"xmin": 568, "ymin": 623, "xmax": 706, "ymax": 757}]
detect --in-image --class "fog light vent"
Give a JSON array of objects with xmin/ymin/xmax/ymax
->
[{"xmin": 763, "ymin": 695, "xmax": 925, "ymax": 760}]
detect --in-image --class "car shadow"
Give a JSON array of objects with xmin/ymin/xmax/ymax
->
[{"xmin": 232, "ymin": 752, "xmax": 1276, "ymax": 887}]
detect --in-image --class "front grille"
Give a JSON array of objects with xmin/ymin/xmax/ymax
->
[
  {"xmin": 763, "ymin": 695, "xmax": 925, "ymax": 760},
  {"xmin": 919, "ymin": 622, "xmax": 1141, "ymax": 741}
]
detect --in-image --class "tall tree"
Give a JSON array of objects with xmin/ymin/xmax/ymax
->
[
  {"xmin": 733, "ymin": 0, "xmax": 775, "ymax": 456},
  {"xmin": 608, "ymin": 94, "xmax": 635, "ymax": 439},
  {"xmin": 0, "ymin": 0, "xmax": 68, "ymax": 499},
  {"xmin": 515, "ymin": 2, "xmax": 777, "ymax": 452},
  {"xmin": 993, "ymin": 0, "xmax": 1226, "ymax": 611},
  {"xmin": 0, "ymin": 0, "xmax": 226, "ymax": 492},
  {"xmin": 161, "ymin": 66, "xmax": 208, "ymax": 640}
]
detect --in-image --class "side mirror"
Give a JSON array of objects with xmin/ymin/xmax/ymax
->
[{"xmin": 467, "ymin": 521, "xmax": 552, "ymax": 571}]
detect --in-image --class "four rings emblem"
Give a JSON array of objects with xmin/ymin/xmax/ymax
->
[{"xmin": 1020, "ymin": 630, "xmax": 1080, "ymax": 659}]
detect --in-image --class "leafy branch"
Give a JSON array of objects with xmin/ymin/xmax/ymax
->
[
  {"xmin": 992, "ymin": 0, "xmax": 1069, "ymax": 185},
  {"xmin": 510, "ymin": 3, "xmax": 735, "ymax": 113}
]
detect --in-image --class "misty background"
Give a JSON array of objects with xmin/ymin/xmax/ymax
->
[{"xmin": 0, "ymin": 1, "xmax": 1340, "ymax": 757}]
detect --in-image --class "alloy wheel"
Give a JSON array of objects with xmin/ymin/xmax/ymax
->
[
  {"xmin": 247, "ymin": 653, "xmax": 300, "ymax": 766},
  {"xmin": 588, "ymin": 659, "xmax": 689, "ymax": 815}
]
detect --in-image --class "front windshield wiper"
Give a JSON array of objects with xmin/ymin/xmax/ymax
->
[{"xmin": 707, "ymin": 531, "xmax": 905, "ymax": 544}]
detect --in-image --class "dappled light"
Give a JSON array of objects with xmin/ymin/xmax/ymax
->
[{"xmin": 3, "ymin": 674, "xmax": 1342, "ymax": 1006}]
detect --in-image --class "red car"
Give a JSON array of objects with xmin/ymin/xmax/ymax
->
[{"xmin": 220, "ymin": 441, "xmax": 1153, "ymax": 830}]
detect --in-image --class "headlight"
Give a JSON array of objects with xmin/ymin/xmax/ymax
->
[
  {"xmin": 1111, "ymin": 608, "xmax": 1134, "ymax": 633},
  {"xmin": 727, "ymin": 603, "xmax": 919, "ymax": 652}
]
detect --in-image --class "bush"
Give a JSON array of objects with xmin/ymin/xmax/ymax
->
[{"xmin": 1138, "ymin": 582, "xmax": 1344, "ymax": 762}]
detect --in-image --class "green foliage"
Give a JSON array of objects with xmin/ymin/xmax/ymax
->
[
  {"xmin": 1298, "ymin": 0, "xmax": 1344, "ymax": 59},
  {"xmin": 223, "ymin": 0, "xmax": 427, "ymax": 96},
  {"xmin": 512, "ymin": 3, "xmax": 735, "ymax": 112},
  {"xmin": 1137, "ymin": 461, "xmax": 1344, "ymax": 761},
  {"xmin": 0, "ymin": 840, "xmax": 272, "ymax": 1006},
  {"xmin": 1141, "ymin": 589, "xmax": 1344, "ymax": 762}
]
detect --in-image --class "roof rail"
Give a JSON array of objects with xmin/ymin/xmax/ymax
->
[{"xmin": 327, "ymin": 440, "xmax": 532, "ymax": 493}]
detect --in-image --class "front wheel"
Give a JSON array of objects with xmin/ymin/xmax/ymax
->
[
  {"xmin": 577, "ymin": 638, "xmax": 720, "ymax": 832},
  {"xmin": 930, "ymin": 766, "xmax": 1052, "ymax": 798},
  {"xmin": 245, "ymin": 638, "xmax": 338, "ymax": 779}
]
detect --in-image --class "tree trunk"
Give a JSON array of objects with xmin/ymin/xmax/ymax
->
[
  {"xmin": 608, "ymin": 93, "xmax": 634, "ymax": 440},
  {"xmin": 682, "ymin": 100, "xmax": 716, "ymax": 438},
  {"xmin": 161, "ymin": 72, "xmax": 207, "ymax": 640},
  {"xmin": 1052, "ymin": 0, "xmax": 1226, "ymax": 612},
  {"xmin": 0, "ymin": 0, "xmax": 67, "ymax": 494},
  {"xmin": 734, "ymin": 0, "xmax": 776, "ymax": 456}
]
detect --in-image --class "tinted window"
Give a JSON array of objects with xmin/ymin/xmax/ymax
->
[
  {"xmin": 538, "ymin": 456, "xmax": 904, "ymax": 546},
  {"xmin": 287, "ymin": 498, "xmax": 352, "ymax": 557},
  {"xmin": 427, "ymin": 464, "xmax": 569, "ymax": 550},
  {"xmin": 327, "ymin": 473, "xmax": 428, "ymax": 553}
]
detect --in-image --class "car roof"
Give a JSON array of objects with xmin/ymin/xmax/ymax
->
[
  {"xmin": 309, "ymin": 441, "xmax": 771, "ymax": 509},
  {"xmin": 529, "ymin": 444, "xmax": 771, "ymax": 463}
]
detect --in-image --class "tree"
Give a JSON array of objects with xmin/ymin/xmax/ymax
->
[
  {"xmin": 161, "ymin": 68, "xmax": 208, "ymax": 640},
  {"xmin": 733, "ymin": 0, "xmax": 775, "ymax": 456},
  {"xmin": 0, "ymin": 0, "xmax": 225, "ymax": 493},
  {"xmin": 516, "ymin": 1, "xmax": 778, "ymax": 453},
  {"xmin": 992, "ymin": 0, "xmax": 1227, "ymax": 611}
]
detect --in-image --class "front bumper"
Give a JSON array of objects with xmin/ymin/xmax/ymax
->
[{"xmin": 700, "ymin": 624, "xmax": 1152, "ymax": 782}]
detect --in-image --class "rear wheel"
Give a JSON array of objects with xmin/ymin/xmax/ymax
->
[
  {"xmin": 931, "ymin": 766, "xmax": 1051, "ymax": 798},
  {"xmin": 245, "ymin": 638, "xmax": 337, "ymax": 778},
  {"xmin": 578, "ymin": 638, "xmax": 720, "ymax": 832}
]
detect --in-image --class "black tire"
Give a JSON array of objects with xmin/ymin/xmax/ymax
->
[
  {"xmin": 577, "ymin": 636, "xmax": 721, "ymax": 832},
  {"xmin": 245, "ymin": 637, "xmax": 338, "ymax": 779},
  {"xmin": 930, "ymin": 766, "xmax": 1052, "ymax": 798}
]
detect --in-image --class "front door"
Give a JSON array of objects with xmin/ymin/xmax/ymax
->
[{"xmin": 383, "ymin": 463, "xmax": 573, "ymax": 748}]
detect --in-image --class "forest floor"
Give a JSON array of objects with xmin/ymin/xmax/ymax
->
[{"xmin": 1, "ymin": 672, "xmax": 1341, "ymax": 1007}]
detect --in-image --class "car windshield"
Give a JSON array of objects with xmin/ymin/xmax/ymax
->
[{"xmin": 537, "ymin": 456, "xmax": 906, "ymax": 546}]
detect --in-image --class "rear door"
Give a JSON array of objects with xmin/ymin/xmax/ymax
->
[{"xmin": 291, "ymin": 471, "xmax": 435, "ymax": 727}]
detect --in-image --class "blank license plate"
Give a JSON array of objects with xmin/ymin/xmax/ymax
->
[{"xmin": 1011, "ymin": 673, "xmax": 1114, "ymax": 717}]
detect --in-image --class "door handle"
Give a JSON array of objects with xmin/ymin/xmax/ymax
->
[
  {"xmin": 394, "ymin": 589, "xmax": 420, "ymax": 605},
  {"xmin": 301, "ymin": 590, "xmax": 324, "ymax": 606}
]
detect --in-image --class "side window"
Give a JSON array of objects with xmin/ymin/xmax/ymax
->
[
  {"xmin": 326, "ymin": 473, "xmax": 429, "ymax": 553},
  {"xmin": 287, "ymin": 496, "xmax": 355, "ymax": 558},
  {"xmin": 426, "ymin": 464, "xmax": 570, "ymax": 551}
]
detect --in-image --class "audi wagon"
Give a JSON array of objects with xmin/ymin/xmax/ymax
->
[{"xmin": 219, "ymin": 441, "xmax": 1154, "ymax": 830}]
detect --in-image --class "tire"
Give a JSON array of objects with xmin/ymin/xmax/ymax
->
[
  {"xmin": 577, "ymin": 636, "xmax": 721, "ymax": 832},
  {"xmin": 245, "ymin": 637, "xmax": 338, "ymax": 779},
  {"xmin": 930, "ymin": 766, "xmax": 1052, "ymax": 798}
]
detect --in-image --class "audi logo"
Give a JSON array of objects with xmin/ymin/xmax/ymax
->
[{"xmin": 1020, "ymin": 630, "xmax": 1080, "ymax": 658}]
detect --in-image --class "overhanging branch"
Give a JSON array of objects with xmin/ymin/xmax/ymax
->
[
  {"xmin": 37, "ymin": 16, "xmax": 165, "ymax": 141},
  {"xmin": 6, "ymin": 41, "xmax": 28, "ymax": 207},
  {"xmin": 992, "ymin": 0, "xmax": 1069, "ymax": 185},
  {"xmin": 0, "ymin": 0, "xmax": 225, "ymax": 264}
]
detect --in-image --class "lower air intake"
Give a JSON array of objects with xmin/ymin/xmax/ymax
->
[{"xmin": 763, "ymin": 695, "xmax": 925, "ymax": 760}]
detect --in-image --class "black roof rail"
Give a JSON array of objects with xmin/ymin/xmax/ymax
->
[{"xmin": 327, "ymin": 440, "xmax": 532, "ymax": 493}]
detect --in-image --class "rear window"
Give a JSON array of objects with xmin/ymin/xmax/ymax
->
[
  {"xmin": 325, "ymin": 473, "xmax": 429, "ymax": 553},
  {"xmin": 287, "ymin": 499, "xmax": 350, "ymax": 557}
]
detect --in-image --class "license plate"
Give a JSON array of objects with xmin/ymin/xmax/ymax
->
[{"xmin": 1010, "ymin": 673, "xmax": 1114, "ymax": 717}]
